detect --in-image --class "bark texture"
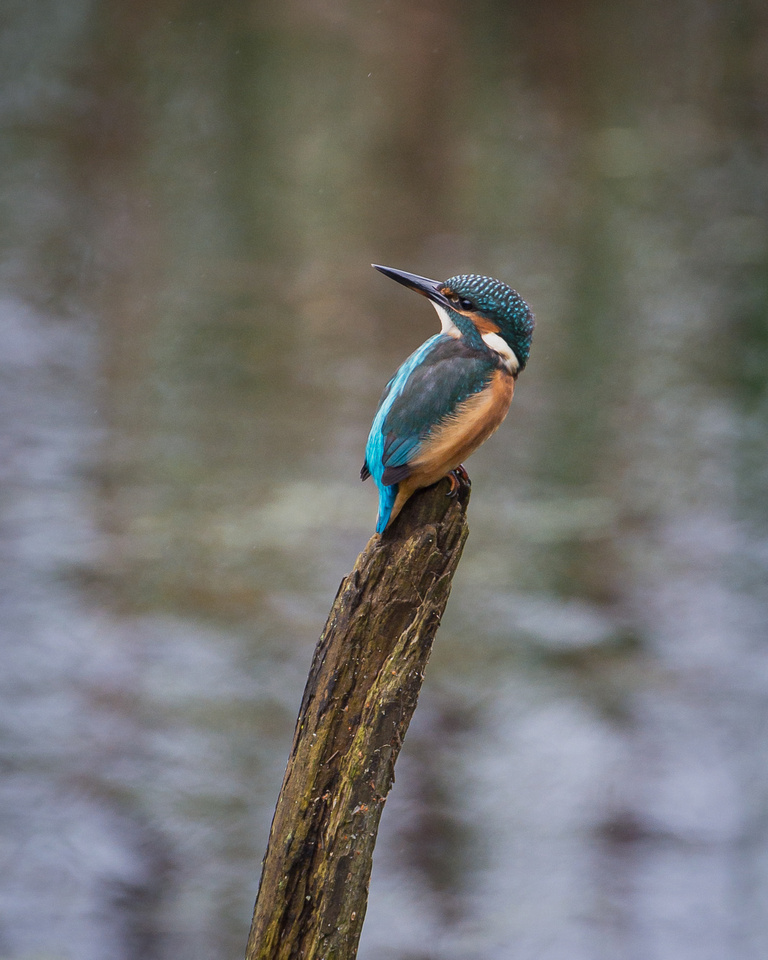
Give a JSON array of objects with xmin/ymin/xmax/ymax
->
[{"xmin": 246, "ymin": 476, "xmax": 470, "ymax": 960}]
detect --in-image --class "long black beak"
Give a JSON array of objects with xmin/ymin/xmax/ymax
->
[{"xmin": 372, "ymin": 264, "xmax": 452, "ymax": 310}]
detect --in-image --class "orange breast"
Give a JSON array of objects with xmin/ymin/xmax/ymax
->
[
  {"xmin": 411, "ymin": 368, "xmax": 515, "ymax": 482},
  {"xmin": 385, "ymin": 368, "xmax": 516, "ymax": 528}
]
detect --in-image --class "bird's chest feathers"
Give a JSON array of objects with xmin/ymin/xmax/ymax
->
[{"xmin": 411, "ymin": 368, "xmax": 515, "ymax": 478}]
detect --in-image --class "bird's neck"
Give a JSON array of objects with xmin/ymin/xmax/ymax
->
[
  {"xmin": 429, "ymin": 301, "xmax": 519, "ymax": 375},
  {"xmin": 477, "ymin": 330, "xmax": 520, "ymax": 375}
]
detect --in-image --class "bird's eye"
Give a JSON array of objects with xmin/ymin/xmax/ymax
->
[{"xmin": 459, "ymin": 298, "xmax": 474, "ymax": 311}]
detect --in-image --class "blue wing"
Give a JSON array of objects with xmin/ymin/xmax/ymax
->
[{"xmin": 362, "ymin": 334, "xmax": 496, "ymax": 530}]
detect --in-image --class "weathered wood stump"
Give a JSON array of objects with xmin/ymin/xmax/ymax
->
[{"xmin": 246, "ymin": 475, "xmax": 471, "ymax": 960}]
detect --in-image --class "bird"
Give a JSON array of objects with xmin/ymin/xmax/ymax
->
[{"xmin": 362, "ymin": 264, "xmax": 535, "ymax": 534}]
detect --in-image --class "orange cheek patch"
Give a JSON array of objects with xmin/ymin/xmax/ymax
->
[{"xmin": 472, "ymin": 316, "xmax": 501, "ymax": 335}]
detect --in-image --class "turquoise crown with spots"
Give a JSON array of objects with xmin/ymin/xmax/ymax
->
[{"xmin": 445, "ymin": 273, "xmax": 535, "ymax": 368}]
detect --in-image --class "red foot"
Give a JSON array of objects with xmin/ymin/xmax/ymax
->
[{"xmin": 446, "ymin": 464, "xmax": 471, "ymax": 497}]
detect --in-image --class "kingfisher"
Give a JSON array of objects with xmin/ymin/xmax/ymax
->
[{"xmin": 362, "ymin": 264, "xmax": 535, "ymax": 534}]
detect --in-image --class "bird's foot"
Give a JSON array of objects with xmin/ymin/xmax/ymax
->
[{"xmin": 446, "ymin": 464, "xmax": 471, "ymax": 498}]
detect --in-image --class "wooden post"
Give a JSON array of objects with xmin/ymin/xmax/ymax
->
[{"xmin": 245, "ymin": 476, "xmax": 471, "ymax": 960}]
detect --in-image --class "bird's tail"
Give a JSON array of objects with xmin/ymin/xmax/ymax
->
[{"xmin": 375, "ymin": 483, "xmax": 398, "ymax": 534}]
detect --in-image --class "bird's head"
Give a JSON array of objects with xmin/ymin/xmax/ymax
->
[{"xmin": 373, "ymin": 264, "xmax": 535, "ymax": 373}]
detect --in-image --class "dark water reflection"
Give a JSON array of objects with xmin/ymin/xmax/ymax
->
[{"xmin": 2, "ymin": 2, "xmax": 767, "ymax": 958}]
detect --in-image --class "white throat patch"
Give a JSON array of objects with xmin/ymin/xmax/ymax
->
[
  {"xmin": 481, "ymin": 331, "xmax": 520, "ymax": 374},
  {"xmin": 430, "ymin": 301, "xmax": 462, "ymax": 338}
]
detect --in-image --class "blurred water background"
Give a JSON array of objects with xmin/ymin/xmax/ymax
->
[{"xmin": 1, "ymin": 1, "xmax": 767, "ymax": 958}]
